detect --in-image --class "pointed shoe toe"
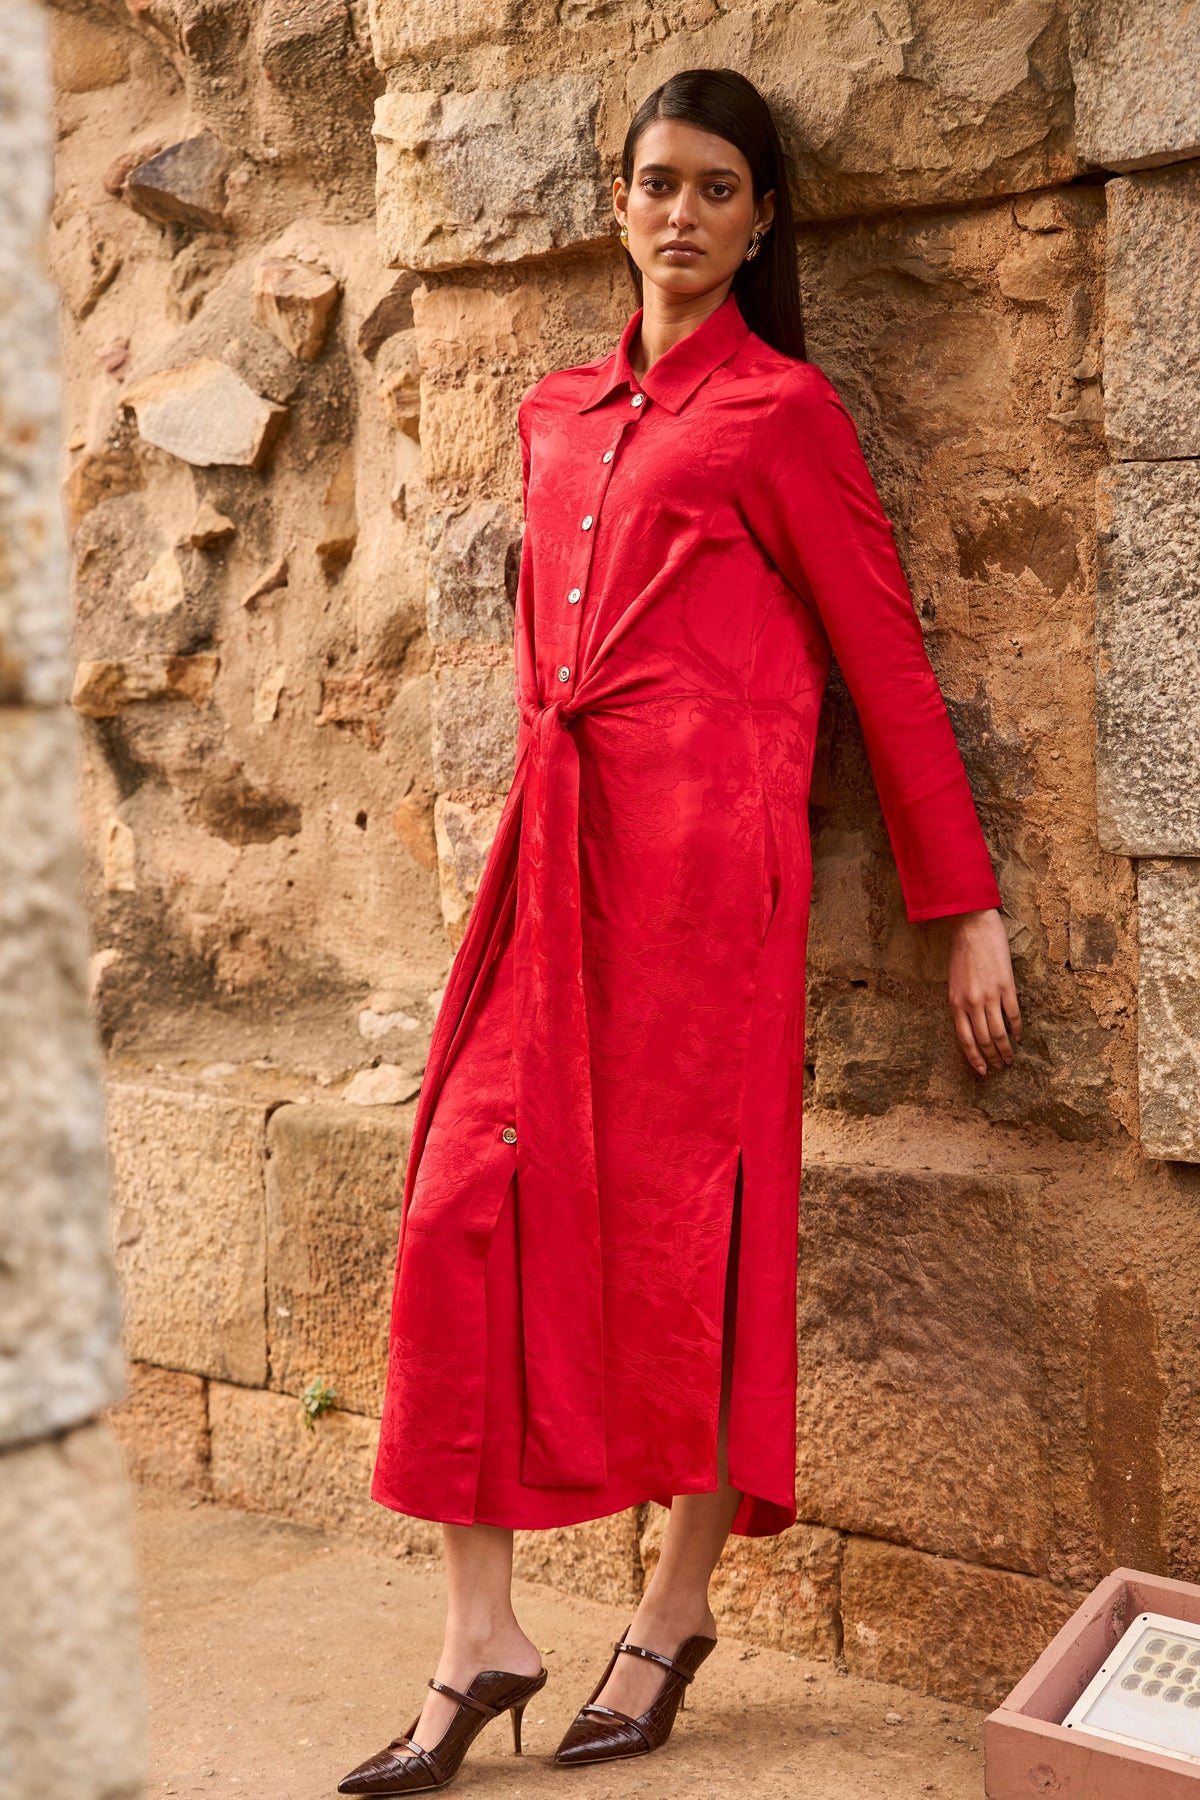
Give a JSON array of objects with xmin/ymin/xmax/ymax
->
[
  {"xmin": 554, "ymin": 1706, "xmax": 651, "ymax": 1766},
  {"xmin": 336, "ymin": 1742, "xmax": 435, "ymax": 1795}
]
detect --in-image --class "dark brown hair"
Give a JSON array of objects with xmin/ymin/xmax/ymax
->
[{"xmin": 620, "ymin": 67, "xmax": 807, "ymax": 361}]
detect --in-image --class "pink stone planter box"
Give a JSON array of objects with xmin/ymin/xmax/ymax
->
[{"xmin": 985, "ymin": 1568, "xmax": 1200, "ymax": 1796}]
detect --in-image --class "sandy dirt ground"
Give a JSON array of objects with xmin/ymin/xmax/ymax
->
[{"xmin": 134, "ymin": 1497, "xmax": 988, "ymax": 1799}]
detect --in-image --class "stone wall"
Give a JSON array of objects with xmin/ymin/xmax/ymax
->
[
  {"xmin": 0, "ymin": 3, "xmax": 145, "ymax": 1794},
  {"xmin": 45, "ymin": 0, "xmax": 1200, "ymax": 1712}
]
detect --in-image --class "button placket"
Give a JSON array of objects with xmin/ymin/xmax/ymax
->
[{"xmin": 551, "ymin": 403, "xmax": 640, "ymax": 696}]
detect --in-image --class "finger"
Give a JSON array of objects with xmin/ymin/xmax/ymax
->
[
  {"xmin": 954, "ymin": 1007, "xmax": 989, "ymax": 1077},
  {"xmin": 985, "ymin": 998, "xmax": 1014, "ymax": 1065},
  {"xmin": 970, "ymin": 1002, "xmax": 1004, "ymax": 1069},
  {"xmin": 1003, "ymin": 983, "xmax": 1023, "ymax": 1040}
]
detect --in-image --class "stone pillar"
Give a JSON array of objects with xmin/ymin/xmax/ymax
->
[
  {"xmin": 1077, "ymin": 9, "xmax": 1200, "ymax": 1159},
  {"xmin": 0, "ymin": 4, "xmax": 145, "ymax": 1794}
]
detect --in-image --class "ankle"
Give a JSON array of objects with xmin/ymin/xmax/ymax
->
[
  {"xmin": 443, "ymin": 1615, "xmax": 532, "ymax": 1660},
  {"xmin": 634, "ymin": 1584, "xmax": 717, "ymax": 1640}
]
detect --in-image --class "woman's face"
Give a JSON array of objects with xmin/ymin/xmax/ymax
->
[{"xmin": 613, "ymin": 118, "xmax": 774, "ymax": 300}]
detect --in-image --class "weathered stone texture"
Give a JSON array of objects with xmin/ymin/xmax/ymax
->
[
  {"xmin": 122, "ymin": 360, "xmax": 288, "ymax": 469},
  {"xmin": 0, "ymin": 0, "xmax": 70, "ymax": 706},
  {"xmin": 515, "ymin": 1510, "xmax": 644, "ymax": 1609},
  {"xmin": 434, "ymin": 793, "xmax": 505, "ymax": 947},
  {"xmin": 842, "ymin": 1536, "xmax": 1081, "ymax": 1709},
  {"xmin": 209, "ymin": 1379, "xmax": 439, "ymax": 1554},
  {"xmin": 1095, "ymin": 462, "xmax": 1200, "ymax": 858},
  {"xmin": 1137, "ymin": 861, "xmax": 1200, "ymax": 1163},
  {"xmin": 1071, "ymin": 0, "xmax": 1200, "ymax": 171},
  {"xmin": 105, "ymin": 1361, "xmax": 212, "ymax": 1497},
  {"xmin": 0, "ymin": 708, "xmax": 124, "ymax": 1448},
  {"xmin": 1104, "ymin": 164, "xmax": 1200, "ymax": 461},
  {"xmin": 643, "ymin": 1506, "xmax": 842, "ymax": 1657},
  {"xmin": 426, "ymin": 504, "xmax": 517, "ymax": 643},
  {"xmin": 1, "ymin": 1424, "xmax": 145, "ymax": 1799},
  {"xmin": 266, "ymin": 1102, "xmax": 410, "ymax": 1416},
  {"xmin": 796, "ymin": 1165, "xmax": 1052, "ymax": 1573},
  {"xmin": 106, "ymin": 1083, "xmax": 268, "ymax": 1385},
  {"xmin": 430, "ymin": 660, "xmax": 518, "ymax": 790},
  {"xmin": 374, "ymin": 76, "xmax": 607, "ymax": 269}
]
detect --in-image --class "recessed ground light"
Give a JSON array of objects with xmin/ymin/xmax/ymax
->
[{"xmin": 1063, "ymin": 1613, "xmax": 1200, "ymax": 1766}]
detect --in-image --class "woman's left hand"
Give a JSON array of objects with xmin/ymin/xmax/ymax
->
[{"xmin": 947, "ymin": 908, "xmax": 1022, "ymax": 1076}]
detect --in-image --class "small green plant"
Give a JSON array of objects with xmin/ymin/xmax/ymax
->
[{"xmin": 301, "ymin": 1377, "xmax": 337, "ymax": 1431}]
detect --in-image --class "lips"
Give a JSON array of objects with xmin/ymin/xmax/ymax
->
[{"xmin": 660, "ymin": 241, "xmax": 702, "ymax": 256}]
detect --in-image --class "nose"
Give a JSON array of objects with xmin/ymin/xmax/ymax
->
[{"xmin": 667, "ymin": 183, "xmax": 700, "ymax": 231}]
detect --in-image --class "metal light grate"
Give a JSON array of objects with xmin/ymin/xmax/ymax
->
[{"xmin": 1063, "ymin": 1612, "xmax": 1200, "ymax": 1765}]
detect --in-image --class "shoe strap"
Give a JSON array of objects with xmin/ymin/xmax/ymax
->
[
  {"xmin": 426, "ymin": 1678, "xmax": 499, "ymax": 1718},
  {"xmin": 613, "ymin": 1640, "xmax": 696, "ymax": 1684},
  {"xmin": 582, "ymin": 1703, "xmax": 656, "ymax": 1750},
  {"xmin": 385, "ymin": 1736, "xmax": 446, "ymax": 1783}
]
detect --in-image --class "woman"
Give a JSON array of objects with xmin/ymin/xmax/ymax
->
[{"xmin": 341, "ymin": 66, "xmax": 1020, "ymax": 1795}]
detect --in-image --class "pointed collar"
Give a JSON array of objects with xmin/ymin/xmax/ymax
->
[{"xmin": 576, "ymin": 290, "xmax": 751, "ymax": 415}]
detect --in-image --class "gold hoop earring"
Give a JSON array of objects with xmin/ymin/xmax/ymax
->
[
  {"xmin": 744, "ymin": 227, "xmax": 765, "ymax": 263},
  {"xmin": 619, "ymin": 223, "xmax": 629, "ymax": 245}
]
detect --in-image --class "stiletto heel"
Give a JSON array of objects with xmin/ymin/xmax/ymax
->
[
  {"xmin": 338, "ymin": 1666, "xmax": 547, "ymax": 1794},
  {"xmin": 554, "ymin": 1628, "xmax": 716, "ymax": 1766}
]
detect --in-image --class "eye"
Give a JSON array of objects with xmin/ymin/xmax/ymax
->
[
  {"xmin": 641, "ymin": 177, "xmax": 670, "ymax": 194},
  {"xmin": 708, "ymin": 183, "xmax": 734, "ymax": 199}
]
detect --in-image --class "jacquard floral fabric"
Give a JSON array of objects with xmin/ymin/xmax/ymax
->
[{"xmin": 371, "ymin": 290, "xmax": 1003, "ymax": 1537}]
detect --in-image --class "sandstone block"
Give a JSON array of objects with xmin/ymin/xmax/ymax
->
[
  {"xmin": 49, "ymin": 10, "xmax": 130, "ymax": 92},
  {"xmin": 0, "ymin": 709, "xmax": 125, "ymax": 1447},
  {"xmin": 123, "ymin": 131, "xmax": 231, "ymax": 231},
  {"xmin": 316, "ymin": 450, "xmax": 358, "ymax": 573},
  {"xmin": 209, "ymin": 1379, "xmax": 438, "ymax": 1553},
  {"xmin": 514, "ymin": 1509, "xmax": 643, "ymax": 1609},
  {"xmin": 433, "ymin": 792, "xmax": 504, "ymax": 947},
  {"xmin": 795, "ymin": 1164, "xmax": 1051, "ymax": 1574},
  {"xmin": 430, "ymin": 662, "xmax": 517, "ymax": 791},
  {"xmin": 1, "ymin": 1424, "xmax": 145, "ymax": 1798},
  {"xmin": 266, "ymin": 1102, "xmax": 410, "ymax": 1414},
  {"xmin": 71, "ymin": 651, "xmax": 219, "ymax": 716},
  {"xmin": 642, "ymin": 1505, "xmax": 841, "ymax": 1657},
  {"xmin": 105, "ymin": 1082, "xmax": 269, "ymax": 1385},
  {"xmin": 377, "ymin": 329, "xmax": 421, "ymax": 437},
  {"xmin": 426, "ymin": 503, "xmax": 518, "ymax": 644},
  {"xmin": 842, "ymin": 1535, "xmax": 1081, "ymax": 1709},
  {"xmin": 1095, "ymin": 462, "xmax": 1200, "ymax": 856},
  {"xmin": 373, "ymin": 76, "xmax": 607, "ymax": 269},
  {"xmin": 411, "ymin": 283, "xmax": 542, "ymax": 374},
  {"xmin": 1137, "ymin": 860, "xmax": 1200, "ymax": 1162},
  {"xmin": 341, "ymin": 1067, "xmax": 422, "ymax": 1105},
  {"xmin": 416, "ymin": 370, "xmax": 509, "ymax": 487},
  {"xmin": 368, "ymin": 0, "xmax": 523, "ymax": 69},
  {"xmin": 253, "ymin": 253, "xmax": 341, "ymax": 361},
  {"xmin": 1104, "ymin": 165, "xmax": 1200, "ymax": 460},
  {"xmin": 1071, "ymin": 0, "xmax": 1200, "ymax": 171},
  {"xmin": 123, "ymin": 358, "xmax": 287, "ymax": 468},
  {"xmin": 0, "ymin": 10, "xmax": 71, "ymax": 706},
  {"xmin": 356, "ymin": 273, "xmax": 418, "ymax": 360},
  {"xmin": 105, "ymin": 1361, "xmax": 211, "ymax": 1497}
]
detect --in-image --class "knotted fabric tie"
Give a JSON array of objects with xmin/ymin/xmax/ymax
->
[{"xmin": 510, "ymin": 697, "xmax": 606, "ymax": 1487}]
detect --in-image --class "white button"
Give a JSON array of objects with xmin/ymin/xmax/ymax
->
[
  {"xmin": 501, "ymin": 1125, "xmax": 517, "ymax": 1145},
  {"xmin": 557, "ymin": 665, "xmax": 571, "ymax": 682},
  {"xmin": 581, "ymin": 514, "xmax": 593, "ymax": 530},
  {"xmin": 631, "ymin": 393, "xmax": 645, "ymax": 407},
  {"xmin": 602, "ymin": 450, "xmax": 614, "ymax": 463},
  {"xmin": 567, "ymin": 588, "xmax": 581, "ymax": 604}
]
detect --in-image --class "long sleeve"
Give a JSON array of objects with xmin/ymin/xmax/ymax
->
[{"xmin": 741, "ymin": 362, "xmax": 1002, "ymax": 923}]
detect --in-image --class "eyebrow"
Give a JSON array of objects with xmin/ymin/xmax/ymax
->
[{"xmin": 636, "ymin": 162, "xmax": 742, "ymax": 178}]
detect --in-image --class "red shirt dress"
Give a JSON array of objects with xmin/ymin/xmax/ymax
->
[{"xmin": 371, "ymin": 290, "xmax": 1002, "ymax": 1538}]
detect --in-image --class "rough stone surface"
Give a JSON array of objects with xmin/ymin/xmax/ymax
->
[
  {"xmin": 122, "ymin": 359, "xmax": 288, "ymax": 468},
  {"xmin": 1104, "ymin": 164, "xmax": 1200, "ymax": 461},
  {"xmin": 123, "ymin": 131, "xmax": 231, "ymax": 231},
  {"xmin": 1071, "ymin": 0, "xmax": 1200, "ymax": 171},
  {"xmin": 209, "ymin": 1379, "xmax": 440, "ymax": 1554},
  {"xmin": 71, "ymin": 652, "xmax": 220, "ymax": 716},
  {"xmin": 253, "ymin": 254, "xmax": 341, "ymax": 361},
  {"xmin": 0, "ymin": 709, "xmax": 125, "ymax": 1447},
  {"xmin": 430, "ymin": 660, "xmax": 517, "ymax": 790},
  {"xmin": 514, "ymin": 1509, "xmax": 644, "ymax": 1609},
  {"xmin": 1095, "ymin": 461, "xmax": 1200, "ymax": 857},
  {"xmin": 373, "ymin": 76, "xmax": 608, "ymax": 269},
  {"xmin": 106, "ymin": 1083, "xmax": 269, "ymax": 1385},
  {"xmin": 433, "ymin": 793, "xmax": 505, "ymax": 948},
  {"xmin": 105, "ymin": 1361, "xmax": 212, "ymax": 1497},
  {"xmin": 1137, "ymin": 861, "xmax": 1200, "ymax": 1163},
  {"xmin": 0, "ymin": 0, "xmax": 71, "ymax": 705},
  {"xmin": 795, "ymin": 1163, "xmax": 1051, "ymax": 1573},
  {"xmin": 266, "ymin": 1102, "xmax": 410, "ymax": 1416},
  {"xmin": 426, "ymin": 503, "xmax": 518, "ymax": 643},
  {"xmin": 1, "ymin": 1424, "xmax": 145, "ymax": 1799},
  {"xmin": 842, "ymin": 1535, "xmax": 1082, "ymax": 1709},
  {"xmin": 642, "ymin": 1506, "xmax": 842, "ymax": 1657}
]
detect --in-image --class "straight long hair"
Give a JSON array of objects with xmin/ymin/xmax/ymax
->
[{"xmin": 620, "ymin": 68, "xmax": 807, "ymax": 362}]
